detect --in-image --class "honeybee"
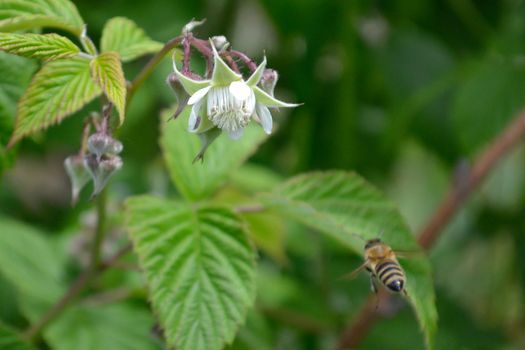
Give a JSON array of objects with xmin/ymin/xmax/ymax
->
[{"xmin": 343, "ymin": 236, "xmax": 408, "ymax": 296}]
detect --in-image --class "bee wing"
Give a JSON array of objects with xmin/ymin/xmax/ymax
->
[
  {"xmin": 394, "ymin": 250, "xmax": 423, "ymax": 259},
  {"xmin": 339, "ymin": 262, "xmax": 368, "ymax": 281}
]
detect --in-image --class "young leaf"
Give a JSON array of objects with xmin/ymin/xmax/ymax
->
[
  {"xmin": 0, "ymin": 323, "xmax": 34, "ymax": 350},
  {"xmin": 259, "ymin": 171, "xmax": 437, "ymax": 349},
  {"xmin": 0, "ymin": 32, "xmax": 80, "ymax": 61},
  {"xmin": 160, "ymin": 108, "xmax": 267, "ymax": 201},
  {"xmin": 100, "ymin": 17, "xmax": 163, "ymax": 62},
  {"xmin": 0, "ymin": 0, "xmax": 84, "ymax": 35},
  {"xmin": 125, "ymin": 196, "xmax": 256, "ymax": 350},
  {"xmin": 9, "ymin": 58, "xmax": 101, "ymax": 146},
  {"xmin": 90, "ymin": 52, "xmax": 126, "ymax": 124}
]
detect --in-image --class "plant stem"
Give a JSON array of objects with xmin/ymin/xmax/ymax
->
[
  {"xmin": 230, "ymin": 50, "xmax": 257, "ymax": 72},
  {"xmin": 127, "ymin": 36, "xmax": 183, "ymax": 103},
  {"xmin": 336, "ymin": 106, "xmax": 525, "ymax": 349},
  {"xmin": 234, "ymin": 203, "xmax": 266, "ymax": 214},
  {"xmin": 90, "ymin": 188, "xmax": 107, "ymax": 271},
  {"xmin": 23, "ymin": 243, "xmax": 132, "ymax": 342}
]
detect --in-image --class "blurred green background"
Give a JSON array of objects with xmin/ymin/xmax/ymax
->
[{"xmin": 2, "ymin": 0, "xmax": 525, "ymax": 349}]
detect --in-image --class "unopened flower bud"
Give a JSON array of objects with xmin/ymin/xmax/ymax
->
[
  {"xmin": 84, "ymin": 154, "xmax": 123, "ymax": 197},
  {"xmin": 260, "ymin": 69, "xmax": 279, "ymax": 97},
  {"xmin": 87, "ymin": 133, "xmax": 123, "ymax": 160},
  {"xmin": 64, "ymin": 155, "xmax": 90, "ymax": 205},
  {"xmin": 182, "ymin": 18, "xmax": 206, "ymax": 35},
  {"xmin": 211, "ymin": 36, "xmax": 230, "ymax": 51},
  {"xmin": 167, "ymin": 73, "xmax": 190, "ymax": 120}
]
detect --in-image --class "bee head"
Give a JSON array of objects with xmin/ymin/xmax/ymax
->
[{"xmin": 364, "ymin": 238, "xmax": 382, "ymax": 249}]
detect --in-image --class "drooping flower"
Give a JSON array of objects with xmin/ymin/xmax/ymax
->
[
  {"xmin": 64, "ymin": 155, "xmax": 91, "ymax": 205},
  {"xmin": 172, "ymin": 41, "xmax": 298, "ymax": 140}
]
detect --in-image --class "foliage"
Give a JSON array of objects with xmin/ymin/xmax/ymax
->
[
  {"xmin": 100, "ymin": 17, "xmax": 163, "ymax": 62},
  {"xmin": 1, "ymin": 0, "xmax": 525, "ymax": 350},
  {"xmin": 0, "ymin": 33, "xmax": 80, "ymax": 61},
  {"xmin": 90, "ymin": 52, "xmax": 126, "ymax": 124}
]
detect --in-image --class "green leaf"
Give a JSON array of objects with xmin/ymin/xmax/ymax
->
[
  {"xmin": 259, "ymin": 171, "xmax": 437, "ymax": 349},
  {"xmin": 90, "ymin": 52, "xmax": 126, "ymax": 125},
  {"xmin": 242, "ymin": 210, "xmax": 286, "ymax": 264},
  {"xmin": 125, "ymin": 196, "xmax": 256, "ymax": 350},
  {"xmin": 0, "ymin": 52, "xmax": 36, "ymax": 173},
  {"xmin": 0, "ymin": 0, "xmax": 84, "ymax": 35},
  {"xmin": 0, "ymin": 217, "xmax": 64, "ymax": 305},
  {"xmin": 160, "ymin": 108, "xmax": 267, "ymax": 201},
  {"xmin": 0, "ymin": 323, "xmax": 33, "ymax": 350},
  {"xmin": 9, "ymin": 58, "xmax": 101, "ymax": 146},
  {"xmin": 453, "ymin": 59, "xmax": 525, "ymax": 154},
  {"xmin": 100, "ymin": 17, "xmax": 163, "ymax": 62},
  {"xmin": 0, "ymin": 32, "xmax": 80, "ymax": 61},
  {"xmin": 44, "ymin": 304, "xmax": 161, "ymax": 350}
]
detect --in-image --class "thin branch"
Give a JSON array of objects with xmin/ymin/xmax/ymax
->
[
  {"xmin": 127, "ymin": 36, "xmax": 183, "ymax": 103},
  {"xmin": 234, "ymin": 203, "xmax": 266, "ymax": 214},
  {"xmin": 418, "ymin": 107, "xmax": 525, "ymax": 248},
  {"xmin": 229, "ymin": 50, "xmax": 257, "ymax": 72},
  {"xmin": 23, "ymin": 243, "xmax": 133, "ymax": 342},
  {"xmin": 80, "ymin": 287, "xmax": 134, "ymax": 307},
  {"xmin": 336, "ymin": 107, "xmax": 525, "ymax": 349},
  {"xmin": 89, "ymin": 189, "xmax": 107, "ymax": 271}
]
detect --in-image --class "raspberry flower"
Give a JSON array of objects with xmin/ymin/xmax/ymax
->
[{"xmin": 172, "ymin": 42, "xmax": 298, "ymax": 140}]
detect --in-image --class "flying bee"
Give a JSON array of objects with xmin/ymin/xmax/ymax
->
[{"xmin": 343, "ymin": 235, "xmax": 410, "ymax": 296}]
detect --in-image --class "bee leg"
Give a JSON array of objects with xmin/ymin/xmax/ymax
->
[
  {"xmin": 370, "ymin": 276, "xmax": 378, "ymax": 294},
  {"xmin": 370, "ymin": 276, "xmax": 380, "ymax": 311}
]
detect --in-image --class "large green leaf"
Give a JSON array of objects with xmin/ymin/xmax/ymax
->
[
  {"xmin": 0, "ymin": 217, "xmax": 64, "ymax": 304},
  {"xmin": 90, "ymin": 52, "xmax": 126, "ymax": 125},
  {"xmin": 160, "ymin": 108, "xmax": 268, "ymax": 201},
  {"xmin": 44, "ymin": 304, "xmax": 161, "ymax": 350},
  {"xmin": 0, "ymin": 32, "xmax": 80, "ymax": 61},
  {"xmin": 259, "ymin": 171, "xmax": 437, "ymax": 349},
  {"xmin": 125, "ymin": 196, "xmax": 256, "ymax": 350},
  {"xmin": 453, "ymin": 59, "xmax": 525, "ymax": 154},
  {"xmin": 0, "ymin": 0, "xmax": 84, "ymax": 35},
  {"xmin": 0, "ymin": 52, "xmax": 36, "ymax": 173},
  {"xmin": 100, "ymin": 17, "xmax": 163, "ymax": 62},
  {"xmin": 9, "ymin": 57, "xmax": 101, "ymax": 146},
  {"xmin": 0, "ymin": 323, "xmax": 33, "ymax": 350}
]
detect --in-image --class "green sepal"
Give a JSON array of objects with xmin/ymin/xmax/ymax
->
[
  {"xmin": 253, "ymin": 86, "xmax": 300, "ymax": 108},
  {"xmin": 193, "ymin": 127, "xmax": 222, "ymax": 163},
  {"xmin": 210, "ymin": 39, "xmax": 242, "ymax": 86},
  {"xmin": 246, "ymin": 56, "xmax": 266, "ymax": 86},
  {"xmin": 172, "ymin": 56, "xmax": 210, "ymax": 95},
  {"xmin": 195, "ymin": 114, "xmax": 215, "ymax": 134}
]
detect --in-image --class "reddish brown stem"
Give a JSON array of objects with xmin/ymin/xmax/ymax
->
[
  {"xmin": 230, "ymin": 50, "xmax": 257, "ymax": 72},
  {"xmin": 336, "ymin": 107, "xmax": 525, "ymax": 349},
  {"xmin": 222, "ymin": 53, "xmax": 240, "ymax": 73},
  {"xmin": 182, "ymin": 37, "xmax": 191, "ymax": 74}
]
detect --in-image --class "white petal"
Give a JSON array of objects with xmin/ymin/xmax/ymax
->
[
  {"xmin": 229, "ymin": 81, "xmax": 251, "ymax": 101},
  {"xmin": 228, "ymin": 128, "xmax": 244, "ymax": 140},
  {"xmin": 188, "ymin": 86, "xmax": 211, "ymax": 105},
  {"xmin": 188, "ymin": 99, "xmax": 204, "ymax": 132},
  {"xmin": 256, "ymin": 104, "xmax": 273, "ymax": 134}
]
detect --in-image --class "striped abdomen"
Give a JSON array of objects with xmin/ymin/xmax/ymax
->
[{"xmin": 374, "ymin": 259, "xmax": 405, "ymax": 293}]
